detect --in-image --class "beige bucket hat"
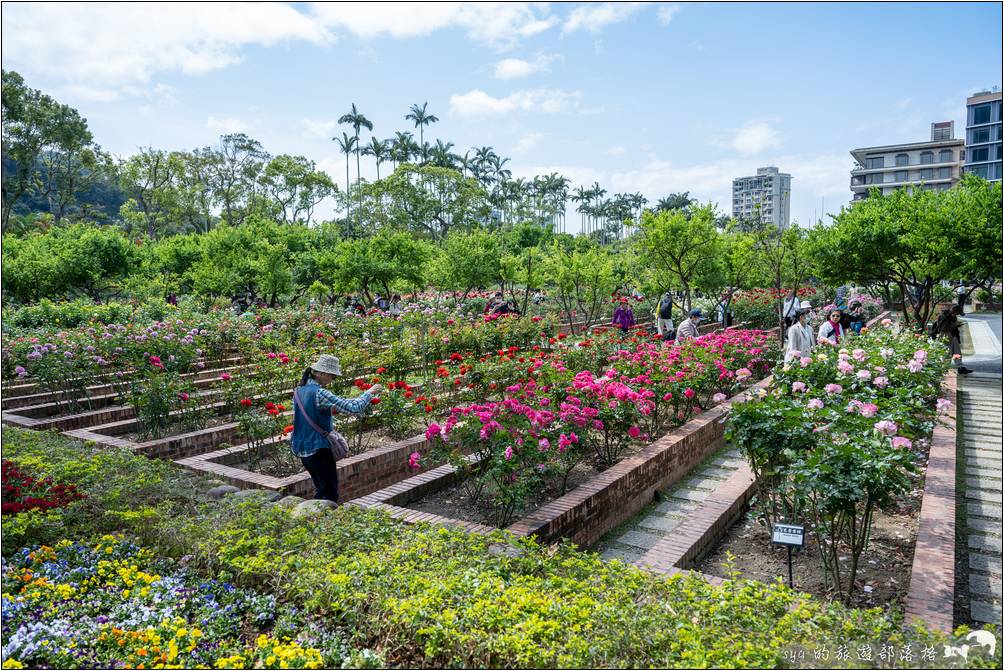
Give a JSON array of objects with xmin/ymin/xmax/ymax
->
[{"xmin": 310, "ymin": 354, "xmax": 342, "ymax": 376}]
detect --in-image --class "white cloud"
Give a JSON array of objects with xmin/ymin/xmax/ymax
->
[
  {"xmin": 206, "ymin": 116, "xmax": 252, "ymax": 134},
  {"xmin": 494, "ymin": 53, "xmax": 561, "ymax": 80},
  {"xmin": 563, "ymin": 3, "xmax": 644, "ymax": 34},
  {"xmin": 656, "ymin": 4, "xmax": 681, "ymax": 25},
  {"xmin": 608, "ymin": 145, "xmax": 627, "ymax": 156},
  {"xmin": 300, "ymin": 119, "xmax": 340, "ymax": 139},
  {"xmin": 729, "ymin": 121, "xmax": 781, "ymax": 155},
  {"xmin": 449, "ymin": 88, "xmax": 582, "ymax": 116},
  {"xmin": 1, "ymin": 2, "xmax": 330, "ymax": 95},
  {"xmin": 514, "ymin": 133, "xmax": 545, "ymax": 153},
  {"xmin": 309, "ymin": 2, "xmax": 554, "ymax": 48}
]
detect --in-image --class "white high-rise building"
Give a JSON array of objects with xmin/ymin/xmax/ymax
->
[{"xmin": 731, "ymin": 167, "xmax": 791, "ymax": 229}]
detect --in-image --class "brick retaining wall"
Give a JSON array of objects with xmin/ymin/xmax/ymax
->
[{"xmin": 904, "ymin": 370, "xmax": 959, "ymax": 633}]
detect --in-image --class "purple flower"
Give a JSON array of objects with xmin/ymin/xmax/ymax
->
[{"xmin": 936, "ymin": 398, "xmax": 952, "ymax": 412}]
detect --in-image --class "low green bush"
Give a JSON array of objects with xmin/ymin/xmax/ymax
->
[{"xmin": 2, "ymin": 428, "xmax": 999, "ymax": 669}]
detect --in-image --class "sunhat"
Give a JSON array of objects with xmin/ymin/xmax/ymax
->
[
  {"xmin": 310, "ymin": 354, "xmax": 342, "ymax": 376},
  {"xmin": 799, "ymin": 300, "xmax": 812, "ymax": 310}
]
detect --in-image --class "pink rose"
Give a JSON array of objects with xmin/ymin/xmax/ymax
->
[
  {"xmin": 824, "ymin": 383, "xmax": 842, "ymax": 395},
  {"xmin": 874, "ymin": 420, "xmax": 898, "ymax": 436},
  {"xmin": 504, "ymin": 446, "xmax": 514, "ymax": 460},
  {"xmin": 936, "ymin": 398, "xmax": 952, "ymax": 412},
  {"xmin": 856, "ymin": 369, "xmax": 872, "ymax": 381},
  {"xmin": 683, "ymin": 388, "xmax": 695, "ymax": 399},
  {"xmin": 891, "ymin": 436, "xmax": 912, "ymax": 449},
  {"xmin": 874, "ymin": 376, "xmax": 889, "ymax": 388},
  {"xmin": 628, "ymin": 426, "xmax": 641, "ymax": 439},
  {"xmin": 807, "ymin": 398, "xmax": 824, "ymax": 410},
  {"xmin": 712, "ymin": 392, "xmax": 727, "ymax": 403},
  {"xmin": 859, "ymin": 403, "xmax": 878, "ymax": 418},
  {"xmin": 791, "ymin": 381, "xmax": 807, "ymax": 393},
  {"xmin": 799, "ymin": 357, "xmax": 812, "ymax": 368}
]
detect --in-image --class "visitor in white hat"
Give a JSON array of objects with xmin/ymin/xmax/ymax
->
[
  {"xmin": 784, "ymin": 301, "xmax": 816, "ymax": 363},
  {"xmin": 290, "ymin": 354, "xmax": 382, "ymax": 502}
]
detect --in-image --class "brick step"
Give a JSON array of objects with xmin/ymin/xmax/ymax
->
[
  {"xmin": 637, "ymin": 513, "xmax": 687, "ymax": 533},
  {"xmin": 967, "ymin": 518, "xmax": 1003, "ymax": 535},
  {"xmin": 970, "ymin": 574, "xmax": 1004, "ymax": 599},
  {"xmin": 966, "ymin": 489, "xmax": 1004, "ymax": 504},
  {"xmin": 970, "ymin": 553, "xmax": 1004, "ymax": 574},
  {"xmin": 970, "ymin": 601, "xmax": 1003, "ymax": 626},
  {"xmin": 969, "ymin": 535, "xmax": 1004, "ymax": 554},
  {"xmin": 600, "ymin": 545, "xmax": 647, "ymax": 564},
  {"xmin": 967, "ymin": 478, "xmax": 1004, "ymax": 493},
  {"xmin": 968, "ymin": 502, "xmax": 1004, "ymax": 520}
]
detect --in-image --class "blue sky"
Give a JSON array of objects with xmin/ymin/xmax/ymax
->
[{"xmin": 3, "ymin": 2, "xmax": 1001, "ymax": 230}]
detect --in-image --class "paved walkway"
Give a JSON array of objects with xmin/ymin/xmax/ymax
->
[
  {"xmin": 594, "ymin": 446, "xmax": 744, "ymax": 563},
  {"xmin": 957, "ymin": 312, "xmax": 1003, "ymax": 627}
]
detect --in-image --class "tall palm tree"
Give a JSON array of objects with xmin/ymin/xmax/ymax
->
[
  {"xmin": 338, "ymin": 103, "xmax": 373, "ymax": 186},
  {"xmin": 363, "ymin": 138, "xmax": 390, "ymax": 180},
  {"xmin": 430, "ymin": 139, "xmax": 457, "ymax": 168},
  {"xmin": 333, "ymin": 132, "xmax": 358, "ymax": 221},
  {"xmin": 391, "ymin": 131, "xmax": 415, "ymax": 171},
  {"xmin": 405, "ymin": 102, "xmax": 439, "ymax": 161}
]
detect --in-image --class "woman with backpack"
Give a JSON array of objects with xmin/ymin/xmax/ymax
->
[{"xmin": 290, "ymin": 355, "xmax": 382, "ymax": 502}]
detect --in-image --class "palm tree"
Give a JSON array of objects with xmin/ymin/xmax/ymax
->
[
  {"xmin": 333, "ymin": 132, "xmax": 358, "ymax": 221},
  {"xmin": 430, "ymin": 139, "xmax": 457, "ymax": 168},
  {"xmin": 363, "ymin": 138, "xmax": 390, "ymax": 180},
  {"xmin": 391, "ymin": 131, "xmax": 415, "ymax": 171},
  {"xmin": 338, "ymin": 103, "xmax": 373, "ymax": 185},
  {"xmin": 405, "ymin": 102, "xmax": 439, "ymax": 161}
]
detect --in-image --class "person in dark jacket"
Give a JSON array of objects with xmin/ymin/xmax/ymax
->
[{"xmin": 936, "ymin": 306, "xmax": 972, "ymax": 374}]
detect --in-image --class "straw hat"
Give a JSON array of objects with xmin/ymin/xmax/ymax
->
[{"xmin": 310, "ymin": 354, "xmax": 342, "ymax": 376}]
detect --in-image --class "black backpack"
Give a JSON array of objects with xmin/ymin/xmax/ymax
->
[{"xmin": 659, "ymin": 297, "xmax": 673, "ymax": 319}]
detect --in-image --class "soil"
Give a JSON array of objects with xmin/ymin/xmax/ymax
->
[
  {"xmin": 124, "ymin": 415, "xmax": 232, "ymax": 443},
  {"xmin": 227, "ymin": 427, "xmax": 416, "ymax": 478},
  {"xmin": 406, "ymin": 442, "xmax": 648, "ymax": 527},
  {"xmin": 695, "ymin": 485, "xmax": 923, "ymax": 610}
]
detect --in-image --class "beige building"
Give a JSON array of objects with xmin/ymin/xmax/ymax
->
[{"xmin": 849, "ymin": 121, "xmax": 964, "ymax": 201}]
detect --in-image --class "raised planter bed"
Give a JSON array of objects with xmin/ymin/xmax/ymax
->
[
  {"xmin": 351, "ymin": 373, "xmax": 775, "ymax": 542},
  {"xmin": 175, "ymin": 432, "xmax": 438, "ymax": 502}
]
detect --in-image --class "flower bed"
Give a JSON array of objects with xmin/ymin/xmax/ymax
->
[
  {"xmin": 4, "ymin": 427, "xmax": 996, "ymax": 670},
  {"xmin": 406, "ymin": 329, "xmax": 777, "ymax": 527},
  {"xmin": 1, "ymin": 537, "xmax": 349, "ymax": 669},
  {"xmin": 705, "ymin": 318, "xmax": 954, "ymax": 605},
  {"xmin": 2, "ymin": 460, "xmax": 84, "ymax": 515}
]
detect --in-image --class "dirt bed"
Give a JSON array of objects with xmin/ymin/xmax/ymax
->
[
  {"xmin": 695, "ymin": 487, "xmax": 922, "ymax": 610},
  {"xmin": 407, "ymin": 442, "xmax": 648, "ymax": 527}
]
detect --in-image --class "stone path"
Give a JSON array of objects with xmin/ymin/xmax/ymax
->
[
  {"xmin": 959, "ymin": 371, "xmax": 1003, "ymax": 627},
  {"xmin": 594, "ymin": 446, "xmax": 745, "ymax": 563}
]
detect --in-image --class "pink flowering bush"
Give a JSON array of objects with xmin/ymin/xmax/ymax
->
[{"xmin": 726, "ymin": 321, "xmax": 951, "ymax": 603}]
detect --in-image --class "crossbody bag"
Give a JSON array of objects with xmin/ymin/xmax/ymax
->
[{"xmin": 292, "ymin": 388, "xmax": 350, "ymax": 460}]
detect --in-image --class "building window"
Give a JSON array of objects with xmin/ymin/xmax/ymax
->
[
  {"xmin": 972, "ymin": 103, "xmax": 992, "ymax": 125},
  {"xmin": 938, "ymin": 149, "xmax": 953, "ymax": 162},
  {"xmin": 920, "ymin": 168, "xmax": 934, "ymax": 180},
  {"xmin": 894, "ymin": 170, "xmax": 908, "ymax": 182},
  {"xmin": 866, "ymin": 173, "xmax": 885, "ymax": 185},
  {"xmin": 895, "ymin": 153, "xmax": 909, "ymax": 166},
  {"xmin": 970, "ymin": 127, "xmax": 991, "ymax": 144},
  {"xmin": 939, "ymin": 167, "xmax": 951, "ymax": 179},
  {"xmin": 920, "ymin": 151, "xmax": 934, "ymax": 164},
  {"xmin": 866, "ymin": 157, "xmax": 884, "ymax": 169},
  {"xmin": 971, "ymin": 147, "xmax": 990, "ymax": 162}
]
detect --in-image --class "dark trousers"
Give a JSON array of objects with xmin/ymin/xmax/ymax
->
[{"xmin": 301, "ymin": 448, "xmax": 339, "ymax": 502}]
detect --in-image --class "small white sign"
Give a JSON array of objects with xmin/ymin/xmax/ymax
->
[{"xmin": 772, "ymin": 523, "xmax": 805, "ymax": 546}]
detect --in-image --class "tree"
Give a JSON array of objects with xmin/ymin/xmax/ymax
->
[
  {"xmin": 209, "ymin": 133, "xmax": 268, "ymax": 227},
  {"xmin": 362, "ymin": 138, "xmax": 390, "ymax": 180},
  {"xmin": 118, "ymin": 148, "xmax": 181, "ymax": 239},
  {"xmin": 259, "ymin": 155, "xmax": 336, "ymax": 226},
  {"xmin": 810, "ymin": 176, "xmax": 1002, "ymax": 328},
  {"xmin": 429, "ymin": 229, "xmax": 503, "ymax": 300},
  {"xmin": 654, "ymin": 192, "xmax": 694, "ymax": 214},
  {"xmin": 333, "ymin": 132, "xmax": 358, "ymax": 227},
  {"xmin": 754, "ymin": 223, "xmax": 810, "ymax": 342},
  {"xmin": 636, "ymin": 204, "xmax": 722, "ymax": 310},
  {"xmin": 2, "ymin": 70, "xmax": 95, "ymax": 229},
  {"xmin": 543, "ymin": 241, "xmax": 618, "ymax": 334},
  {"xmin": 405, "ymin": 102, "xmax": 439, "ymax": 161},
  {"xmin": 319, "ymin": 228, "xmax": 432, "ymax": 303}
]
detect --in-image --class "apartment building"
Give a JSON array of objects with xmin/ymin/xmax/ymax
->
[
  {"xmin": 849, "ymin": 122, "xmax": 964, "ymax": 200},
  {"xmin": 731, "ymin": 166, "xmax": 791, "ymax": 228},
  {"xmin": 964, "ymin": 89, "xmax": 1002, "ymax": 182}
]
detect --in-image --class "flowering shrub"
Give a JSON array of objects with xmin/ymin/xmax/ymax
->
[
  {"xmin": 726, "ymin": 321, "xmax": 950, "ymax": 602},
  {"xmin": 0, "ymin": 537, "xmax": 341, "ymax": 669},
  {"xmin": 729, "ymin": 287, "xmax": 818, "ymax": 329},
  {"xmin": 2, "ymin": 460, "xmax": 84, "ymax": 515}
]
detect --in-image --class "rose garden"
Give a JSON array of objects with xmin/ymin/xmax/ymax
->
[{"xmin": 2, "ymin": 67, "xmax": 1003, "ymax": 670}]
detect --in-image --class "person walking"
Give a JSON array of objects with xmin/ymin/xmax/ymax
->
[
  {"xmin": 955, "ymin": 282, "xmax": 967, "ymax": 315},
  {"xmin": 785, "ymin": 301, "xmax": 816, "ymax": 363},
  {"xmin": 935, "ymin": 305, "xmax": 973, "ymax": 374},
  {"xmin": 290, "ymin": 355, "xmax": 382, "ymax": 502},
  {"xmin": 782, "ymin": 290, "xmax": 799, "ymax": 330},
  {"xmin": 612, "ymin": 298, "xmax": 635, "ymax": 333},
  {"xmin": 655, "ymin": 291, "xmax": 676, "ymax": 339},
  {"xmin": 675, "ymin": 309, "xmax": 703, "ymax": 342},
  {"xmin": 817, "ymin": 309, "xmax": 846, "ymax": 345}
]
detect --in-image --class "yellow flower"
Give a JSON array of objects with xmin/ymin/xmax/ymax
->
[{"xmin": 2, "ymin": 660, "xmax": 26, "ymax": 669}]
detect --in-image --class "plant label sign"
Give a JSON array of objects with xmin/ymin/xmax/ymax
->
[{"xmin": 772, "ymin": 523, "xmax": 805, "ymax": 547}]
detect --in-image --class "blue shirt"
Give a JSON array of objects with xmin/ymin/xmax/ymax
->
[{"xmin": 290, "ymin": 379, "xmax": 373, "ymax": 458}]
